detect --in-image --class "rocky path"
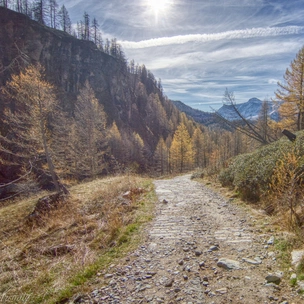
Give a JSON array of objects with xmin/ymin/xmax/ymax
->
[{"xmin": 78, "ymin": 175, "xmax": 303, "ymax": 304}]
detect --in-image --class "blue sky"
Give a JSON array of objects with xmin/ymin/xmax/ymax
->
[{"xmin": 58, "ymin": 0, "xmax": 304, "ymax": 111}]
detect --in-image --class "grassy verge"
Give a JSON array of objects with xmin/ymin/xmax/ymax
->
[{"xmin": 0, "ymin": 175, "xmax": 156, "ymax": 304}]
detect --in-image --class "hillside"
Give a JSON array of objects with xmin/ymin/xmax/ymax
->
[
  {"xmin": 171, "ymin": 100, "xmax": 217, "ymax": 126},
  {"xmin": 0, "ymin": 7, "xmax": 171, "ymax": 144},
  {"xmin": 0, "ymin": 7, "xmax": 189, "ymax": 187}
]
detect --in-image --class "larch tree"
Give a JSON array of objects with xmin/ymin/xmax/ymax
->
[
  {"xmin": 15, "ymin": 0, "xmax": 22, "ymax": 12},
  {"xmin": 192, "ymin": 127, "xmax": 205, "ymax": 168},
  {"xmin": 277, "ymin": 101, "xmax": 299, "ymax": 131},
  {"xmin": 275, "ymin": 46, "xmax": 304, "ymax": 131},
  {"xmin": 153, "ymin": 137, "xmax": 169, "ymax": 176},
  {"xmin": 170, "ymin": 123, "xmax": 193, "ymax": 173},
  {"xmin": 130, "ymin": 132, "xmax": 145, "ymax": 170},
  {"xmin": 91, "ymin": 17, "xmax": 100, "ymax": 45},
  {"xmin": 83, "ymin": 11, "xmax": 90, "ymax": 40},
  {"xmin": 58, "ymin": 4, "xmax": 71, "ymax": 33},
  {"xmin": 146, "ymin": 93, "xmax": 168, "ymax": 136},
  {"xmin": 33, "ymin": 0, "xmax": 47, "ymax": 25},
  {"xmin": 48, "ymin": 0, "xmax": 58, "ymax": 28},
  {"xmin": 22, "ymin": 0, "xmax": 31, "ymax": 16},
  {"xmin": 72, "ymin": 81, "xmax": 107, "ymax": 178},
  {"xmin": 0, "ymin": 0, "xmax": 9, "ymax": 8},
  {"xmin": 108, "ymin": 122, "xmax": 122, "ymax": 161},
  {"xmin": 0, "ymin": 64, "xmax": 61, "ymax": 192}
]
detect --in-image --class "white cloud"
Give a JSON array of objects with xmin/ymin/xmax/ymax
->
[
  {"xmin": 120, "ymin": 26, "xmax": 304, "ymax": 49},
  {"xmin": 268, "ymin": 79, "xmax": 279, "ymax": 84}
]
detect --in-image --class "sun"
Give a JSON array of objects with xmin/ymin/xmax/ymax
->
[
  {"xmin": 146, "ymin": 0, "xmax": 172, "ymax": 23},
  {"xmin": 149, "ymin": 0, "xmax": 168, "ymax": 11},
  {"xmin": 147, "ymin": 0, "xmax": 172, "ymax": 13}
]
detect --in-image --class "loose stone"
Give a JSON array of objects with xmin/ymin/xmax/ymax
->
[
  {"xmin": 267, "ymin": 236, "xmax": 275, "ymax": 245},
  {"xmin": 195, "ymin": 250, "xmax": 202, "ymax": 256},
  {"xmin": 209, "ymin": 245, "xmax": 219, "ymax": 252},
  {"xmin": 164, "ymin": 278, "xmax": 174, "ymax": 287},
  {"xmin": 265, "ymin": 275, "xmax": 281, "ymax": 285},
  {"xmin": 217, "ymin": 258, "xmax": 241, "ymax": 270}
]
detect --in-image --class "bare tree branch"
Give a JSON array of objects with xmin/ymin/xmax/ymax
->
[
  {"xmin": 214, "ymin": 89, "xmax": 272, "ymax": 145},
  {"xmin": 0, "ymin": 43, "xmax": 30, "ymax": 74},
  {"xmin": 0, "ymin": 161, "xmax": 33, "ymax": 188}
]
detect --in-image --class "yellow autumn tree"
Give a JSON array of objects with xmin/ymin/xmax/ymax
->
[
  {"xmin": 108, "ymin": 122, "xmax": 122, "ymax": 159},
  {"xmin": 277, "ymin": 101, "xmax": 299, "ymax": 131},
  {"xmin": 153, "ymin": 137, "xmax": 169, "ymax": 175},
  {"xmin": 170, "ymin": 123, "xmax": 193, "ymax": 173},
  {"xmin": 126, "ymin": 132, "xmax": 145, "ymax": 172},
  {"xmin": 0, "ymin": 64, "xmax": 61, "ymax": 192},
  {"xmin": 192, "ymin": 127, "xmax": 205, "ymax": 168},
  {"xmin": 275, "ymin": 46, "xmax": 304, "ymax": 131},
  {"xmin": 72, "ymin": 81, "xmax": 107, "ymax": 178}
]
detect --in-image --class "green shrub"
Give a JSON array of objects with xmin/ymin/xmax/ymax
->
[
  {"xmin": 218, "ymin": 167, "xmax": 234, "ymax": 187},
  {"xmin": 218, "ymin": 131, "xmax": 304, "ymax": 202}
]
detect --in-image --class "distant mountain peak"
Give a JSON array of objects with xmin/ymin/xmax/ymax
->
[
  {"xmin": 217, "ymin": 98, "xmax": 279, "ymax": 121},
  {"xmin": 172, "ymin": 98, "xmax": 280, "ymax": 127}
]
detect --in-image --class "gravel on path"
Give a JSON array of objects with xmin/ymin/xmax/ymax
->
[{"xmin": 76, "ymin": 175, "xmax": 303, "ymax": 304}]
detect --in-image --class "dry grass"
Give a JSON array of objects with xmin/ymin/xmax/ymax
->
[{"xmin": 0, "ymin": 174, "xmax": 156, "ymax": 303}]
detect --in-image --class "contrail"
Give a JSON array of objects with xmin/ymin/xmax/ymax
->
[{"xmin": 120, "ymin": 26, "xmax": 304, "ymax": 49}]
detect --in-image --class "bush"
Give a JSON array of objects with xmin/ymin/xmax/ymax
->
[
  {"xmin": 218, "ymin": 130, "xmax": 304, "ymax": 202},
  {"xmin": 218, "ymin": 167, "xmax": 234, "ymax": 187},
  {"xmin": 191, "ymin": 170, "xmax": 204, "ymax": 179}
]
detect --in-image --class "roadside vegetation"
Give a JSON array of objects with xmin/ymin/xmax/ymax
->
[
  {"xmin": 218, "ymin": 130, "xmax": 304, "ymax": 232},
  {"xmin": 0, "ymin": 175, "xmax": 156, "ymax": 304}
]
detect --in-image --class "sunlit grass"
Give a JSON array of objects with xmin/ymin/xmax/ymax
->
[{"xmin": 0, "ymin": 174, "xmax": 156, "ymax": 303}]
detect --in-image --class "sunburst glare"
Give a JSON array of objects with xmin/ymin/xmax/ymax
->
[{"xmin": 146, "ymin": 0, "xmax": 173, "ymax": 24}]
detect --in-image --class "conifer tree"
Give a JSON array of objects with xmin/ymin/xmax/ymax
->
[
  {"xmin": 71, "ymin": 81, "xmax": 107, "ymax": 178},
  {"xmin": 91, "ymin": 17, "xmax": 100, "ymax": 45},
  {"xmin": 153, "ymin": 137, "xmax": 169, "ymax": 175},
  {"xmin": 275, "ymin": 46, "xmax": 304, "ymax": 131},
  {"xmin": 0, "ymin": 64, "xmax": 61, "ymax": 191},
  {"xmin": 49, "ymin": 0, "xmax": 58, "ymax": 28},
  {"xmin": 170, "ymin": 123, "xmax": 193, "ymax": 173},
  {"xmin": 130, "ymin": 132, "xmax": 145, "ymax": 170},
  {"xmin": 58, "ymin": 4, "xmax": 71, "ymax": 33},
  {"xmin": 192, "ymin": 127, "xmax": 204, "ymax": 168},
  {"xmin": 83, "ymin": 11, "xmax": 90, "ymax": 40},
  {"xmin": 33, "ymin": 0, "xmax": 47, "ymax": 25},
  {"xmin": 108, "ymin": 122, "xmax": 122, "ymax": 160}
]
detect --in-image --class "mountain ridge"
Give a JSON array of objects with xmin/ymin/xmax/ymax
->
[
  {"xmin": 217, "ymin": 97, "xmax": 280, "ymax": 121},
  {"xmin": 172, "ymin": 98, "xmax": 280, "ymax": 125}
]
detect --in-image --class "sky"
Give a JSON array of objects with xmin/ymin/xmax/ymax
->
[{"xmin": 57, "ymin": 0, "xmax": 304, "ymax": 112}]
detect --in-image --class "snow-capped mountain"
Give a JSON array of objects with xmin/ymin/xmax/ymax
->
[{"xmin": 217, "ymin": 98, "xmax": 280, "ymax": 121}]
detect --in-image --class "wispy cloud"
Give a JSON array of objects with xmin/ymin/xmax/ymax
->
[
  {"xmin": 58, "ymin": 0, "xmax": 304, "ymax": 111},
  {"xmin": 120, "ymin": 26, "xmax": 304, "ymax": 49}
]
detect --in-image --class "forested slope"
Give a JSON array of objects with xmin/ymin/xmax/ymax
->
[
  {"xmin": 0, "ymin": 7, "xmax": 185, "ymax": 186},
  {"xmin": 0, "ymin": 7, "xmax": 256, "ymax": 199}
]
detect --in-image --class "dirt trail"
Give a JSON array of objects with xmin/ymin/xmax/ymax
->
[{"xmin": 78, "ymin": 175, "xmax": 303, "ymax": 304}]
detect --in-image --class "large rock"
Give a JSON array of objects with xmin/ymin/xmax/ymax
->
[
  {"xmin": 265, "ymin": 275, "xmax": 281, "ymax": 285},
  {"xmin": 291, "ymin": 250, "xmax": 304, "ymax": 267},
  {"xmin": 217, "ymin": 258, "xmax": 241, "ymax": 270}
]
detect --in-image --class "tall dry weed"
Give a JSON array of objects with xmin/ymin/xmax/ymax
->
[
  {"xmin": 0, "ymin": 174, "xmax": 153, "ymax": 303},
  {"xmin": 269, "ymin": 150, "xmax": 304, "ymax": 231}
]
